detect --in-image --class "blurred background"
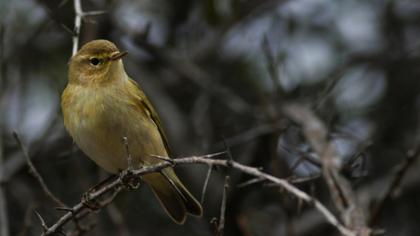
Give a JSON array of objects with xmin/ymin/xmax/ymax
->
[{"xmin": 1, "ymin": 0, "xmax": 420, "ymax": 235}]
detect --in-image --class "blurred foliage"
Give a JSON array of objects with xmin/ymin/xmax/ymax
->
[{"xmin": 1, "ymin": 0, "xmax": 420, "ymax": 235}]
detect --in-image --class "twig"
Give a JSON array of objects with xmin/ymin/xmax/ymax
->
[
  {"xmin": 42, "ymin": 153, "xmax": 356, "ymax": 236},
  {"xmin": 288, "ymin": 174, "xmax": 321, "ymax": 184},
  {"xmin": 0, "ymin": 23, "xmax": 9, "ymax": 236},
  {"xmin": 35, "ymin": 211, "xmax": 49, "ymax": 232},
  {"xmin": 368, "ymin": 145, "xmax": 420, "ymax": 226},
  {"xmin": 71, "ymin": 1, "xmax": 106, "ymax": 56},
  {"xmin": 283, "ymin": 103, "xmax": 370, "ymax": 235},
  {"xmin": 200, "ymin": 164, "xmax": 213, "ymax": 204},
  {"xmin": 236, "ymin": 177, "xmax": 265, "ymax": 188},
  {"xmin": 13, "ymin": 132, "xmax": 66, "ymax": 207},
  {"xmin": 0, "ymin": 108, "xmax": 9, "ymax": 236},
  {"xmin": 82, "ymin": 10, "xmax": 107, "ymax": 17},
  {"xmin": 150, "ymin": 154, "xmax": 174, "ymax": 164},
  {"xmin": 216, "ymin": 176, "xmax": 230, "ymax": 236},
  {"xmin": 220, "ymin": 123, "xmax": 285, "ymax": 148},
  {"xmin": 132, "ymin": 38, "xmax": 251, "ymax": 114},
  {"xmin": 262, "ymin": 35, "xmax": 283, "ymax": 97},
  {"xmin": 72, "ymin": 0, "xmax": 82, "ymax": 56},
  {"xmin": 0, "ymin": 114, "xmax": 60, "ymax": 184}
]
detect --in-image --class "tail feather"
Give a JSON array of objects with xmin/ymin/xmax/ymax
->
[{"xmin": 143, "ymin": 169, "xmax": 202, "ymax": 224}]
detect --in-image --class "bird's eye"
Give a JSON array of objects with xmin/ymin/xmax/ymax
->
[{"xmin": 89, "ymin": 58, "xmax": 101, "ymax": 66}]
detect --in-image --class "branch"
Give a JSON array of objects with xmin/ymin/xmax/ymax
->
[
  {"xmin": 283, "ymin": 103, "xmax": 370, "ymax": 235},
  {"xmin": 71, "ymin": 0, "xmax": 106, "ymax": 56},
  {"xmin": 41, "ymin": 152, "xmax": 355, "ymax": 236},
  {"xmin": 0, "ymin": 98, "xmax": 9, "ymax": 236},
  {"xmin": 215, "ymin": 176, "xmax": 229, "ymax": 236},
  {"xmin": 72, "ymin": 0, "xmax": 82, "ymax": 56},
  {"xmin": 368, "ymin": 145, "xmax": 420, "ymax": 226},
  {"xmin": 200, "ymin": 164, "xmax": 213, "ymax": 204},
  {"xmin": 13, "ymin": 132, "xmax": 66, "ymax": 207}
]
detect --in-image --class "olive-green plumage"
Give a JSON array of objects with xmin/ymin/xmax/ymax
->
[{"xmin": 61, "ymin": 39, "xmax": 202, "ymax": 224}]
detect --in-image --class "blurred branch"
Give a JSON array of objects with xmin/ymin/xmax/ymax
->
[
  {"xmin": 368, "ymin": 145, "xmax": 420, "ymax": 226},
  {"xmin": 219, "ymin": 123, "xmax": 286, "ymax": 148},
  {"xmin": 41, "ymin": 151, "xmax": 355, "ymax": 236},
  {"xmin": 262, "ymin": 35, "xmax": 283, "ymax": 98},
  {"xmin": 0, "ymin": 24, "xmax": 8, "ymax": 231},
  {"xmin": 283, "ymin": 103, "xmax": 371, "ymax": 235},
  {"xmin": 133, "ymin": 37, "xmax": 251, "ymax": 114},
  {"xmin": 215, "ymin": 176, "xmax": 230, "ymax": 236},
  {"xmin": 13, "ymin": 132, "xmax": 66, "ymax": 207},
  {"xmin": 0, "ymin": 96, "xmax": 9, "ymax": 236},
  {"xmin": 72, "ymin": 0, "xmax": 82, "ymax": 56},
  {"xmin": 0, "ymin": 114, "xmax": 60, "ymax": 184}
]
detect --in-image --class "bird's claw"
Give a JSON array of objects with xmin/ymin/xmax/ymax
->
[
  {"xmin": 119, "ymin": 168, "xmax": 141, "ymax": 190},
  {"xmin": 81, "ymin": 192, "xmax": 101, "ymax": 211}
]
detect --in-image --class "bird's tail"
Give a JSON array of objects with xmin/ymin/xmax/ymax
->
[{"xmin": 143, "ymin": 168, "xmax": 203, "ymax": 224}]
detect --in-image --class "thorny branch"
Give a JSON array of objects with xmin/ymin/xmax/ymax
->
[
  {"xmin": 39, "ymin": 152, "xmax": 356, "ymax": 236},
  {"xmin": 283, "ymin": 103, "xmax": 371, "ymax": 235}
]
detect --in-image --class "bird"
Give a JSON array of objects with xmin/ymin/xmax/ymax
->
[{"xmin": 61, "ymin": 39, "xmax": 202, "ymax": 224}]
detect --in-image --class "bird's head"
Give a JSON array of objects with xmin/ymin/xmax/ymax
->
[{"xmin": 68, "ymin": 39, "xmax": 128, "ymax": 85}]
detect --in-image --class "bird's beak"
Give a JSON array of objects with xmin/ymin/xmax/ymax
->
[{"xmin": 110, "ymin": 51, "xmax": 128, "ymax": 61}]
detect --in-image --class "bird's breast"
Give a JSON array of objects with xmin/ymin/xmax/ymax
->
[{"xmin": 62, "ymin": 84, "xmax": 166, "ymax": 173}]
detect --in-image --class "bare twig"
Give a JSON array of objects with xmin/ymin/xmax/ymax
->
[
  {"xmin": 82, "ymin": 10, "xmax": 106, "ymax": 17},
  {"xmin": 0, "ymin": 24, "xmax": 9, "ymax": 236},
  {"xmin": 219, "ymin": 123, "xmax": 286, "ymax": 148},
  {"xmin": 132, "ymin": 38, "xmax": 251, "ymax": 114},
  {"xmin": 72, "ymin": 0, "xmax": 82, "ymax": 56},
  {"xmin": 0, "ymin": 113, "xmax": 60, "ymax": 184},
  {"xmin": 13, "ymin": 132, "xmax": 66, "ymax": 207},
  {"xmin": 42, "ymin": 153, "xmax": 356, "ymax": 236},
  {"xmin": 236, "ymin": 177, "xmax": 265, "ymax": 188},
  {"xmin": 283, "ymin": 103, "xmax": 370, "ymax": 235},
  {"xmin": 216, "ymin": 176, "xmax": 230, "ymax": 236},
  {"xmin": 368, "ymin": 145, "xmax": 420, "ymax": 226},
  {"xmin": 35, "ymin": 211, "xmax": 49, "ymax": 232},
  {"xmin": 200, "ymin": 164, "xmax": 213, "ymax": 204},
  {"xmin": 0, "ymin": 108, "xmax": 9, "ymax": 236},
  {"xmin": 71, "ymin": 0, "xmax": 106, "ymax": 56},
  {"xmin": 262, "ymin": 35, "xmax": 282, "ymax": 97}
]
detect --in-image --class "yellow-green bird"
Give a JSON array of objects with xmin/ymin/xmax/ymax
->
[{"xmin": 61, "ymin": 39, "xmax": 202, "ymax": 224}]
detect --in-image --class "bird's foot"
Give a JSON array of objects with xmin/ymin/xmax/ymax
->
[
  {"xmin": 119, "ymin": 168, "xmax": 141, "ymax": 190},
  {"xmin": 81, "ymin": 192, "xmax": 101, "ymax": 211}
]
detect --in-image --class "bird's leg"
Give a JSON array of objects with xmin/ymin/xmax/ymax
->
[
  {"xmin": 120, "ymin": 136, "xmax": 141, "ymax": 190},
  {"xmin": 81, "ymin": 192, "xmax": 101, "ymax": 211},
  {"xmin": 89, "ymin": 174, "xmax": 118, "ymax": 192},
  {"xmin": 119, "ymin": 168, "xmax": 141, "ymax": 190},
  {"xmin": 81, "ymin": 174, "xmax": 117, "ymax": 210}
]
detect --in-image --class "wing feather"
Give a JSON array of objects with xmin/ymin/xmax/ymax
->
[{"xmin": 127, "ymin": 78, "xmax": 172, "ymax": 156}]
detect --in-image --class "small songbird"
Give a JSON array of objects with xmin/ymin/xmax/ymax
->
[{"xmin": 61, "ymin": 39, "xmax": 202, "ymax": 224}]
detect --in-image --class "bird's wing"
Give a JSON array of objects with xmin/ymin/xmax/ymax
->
[{"xmin": 128, "ymin": 78, "xmax": 172, "ymax": 156}]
